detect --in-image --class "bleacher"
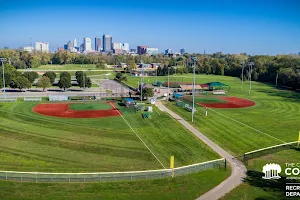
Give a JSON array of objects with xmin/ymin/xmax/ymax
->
[
  {"xmin": 24, "ymin": 97, "xmax": 42, "ymax": 102},
  {"xmin": 0, "ymin": 98, "xmax": 17, "ymax": 102}
]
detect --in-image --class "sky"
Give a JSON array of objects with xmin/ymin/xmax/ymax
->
[{"xmin": 0, "ymin": 0, "xmax": 299, "ymax": 55}]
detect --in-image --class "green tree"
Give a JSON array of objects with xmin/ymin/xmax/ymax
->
[
  {"xmin": 23, "ymin": 71, "xmax": 38, "ymax": 83},
  {"xmin": 43, "ymin": 71, "xmax": 56, "ymax": 83},
  {"xmin": 115, "ymin": 72, "xmax": 127, "ymax": 82},
  {"xmin": 36, "ymin": 76, "xmax": 52, "ymax": 91},
  {"xmin": 75, "ymin": 71, "xmax": 92, "ymax": 88},
  {"xmin": 9, "ymin": 75, "xmax": 31, "ymax": 91},
  {"xmin": 142, "ymin": 88, "xmax": 154, "ymax": 99},
  {"xmin": 58, "ymin": 76, "xmax": 71, "ymax": 91},
  {"xmin": 96, "ymin": 60, "xmax": 107, "ymax": 69}
]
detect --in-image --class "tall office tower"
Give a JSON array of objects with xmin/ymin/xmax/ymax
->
[
  {"xmin": 180, "ymin": 48, "xmax": 185, "ymax": 55},
  {"xmin": 35, "ymin": 42, "xmax": 49, "ymax": 52},
  {"xmin": 103, "ymin": 34, "xmax": 112, "ymax": 52},
  {"xmin": 122, "ymin": 43, "xmax": 129, "ymax": 53},
  {"xmin": 80, "ymin": 43, "xmax": 84, "ymax": 52},
  {"xmin": 67, "ymin": 41, "xmax": 73, "ymax": 51},
  {"xmin": 137, "ymin": 46, "xmax": 148, "ymax": 55},
  {"xmin": 73, "ymin": 38, "xmax": 77, "ymax": 47},
  {"xmin": 95, "ymin": 37, "xmax": 101, "ymax": 52},
  {"xmin": 83, "ymin": 37, "xmax": 92, "ymax": 52},
  {"xmin": 112, "ymin": 42, "xmax": 123, "ymax": 54}
]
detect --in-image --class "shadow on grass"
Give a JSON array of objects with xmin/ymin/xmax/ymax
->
[
  {"xmin": 243, "ymin": 170, "xmax": 294, "ymax": 200},
  {"xmin": 255, "ymin": 88, "xmax": 300, "ymax": 102}
]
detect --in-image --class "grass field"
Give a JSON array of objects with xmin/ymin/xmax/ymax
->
[
  {"xmin": 0, "ymin": 168, "xmax": 230, "ymax": 200},
  {"xmin": 154, "ymin": 74, "xmax": 300, "ymax": 156},
  {"xmin": 69, "ymin": 102, "xmax": 112, "ymax": 111},
  {"xmin": 221, "ymin": 148, "xmax": 300, "ymax": 200},
  {"xmin": 0, "ymin": 100, "xmax": 219, "ymax": 172}
]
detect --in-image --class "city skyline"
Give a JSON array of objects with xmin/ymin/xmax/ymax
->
[{"xmin": 0, "ymin": 0, "xmax": 299, "ymax": 55}]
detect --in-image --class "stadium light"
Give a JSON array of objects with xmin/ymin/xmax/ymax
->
[
  {"xmin": 141, "ymin": 61, "xmax": 144, "ymax": 104},
  {"xmin": 0, "ymin": 58, "xmax": 7, "ymax": 99},
  {"xmin": 248, "ymin": 61, "xmax": 254, "ymax": 95},
  {"xmin": 241, "ymin": 61, "xmax": 245, "ymax": 89},
  {"xmin": 191, "ymin": 57, "xmax": 198, "ymax": 122},
  {"xmin": 168, "ymin": 66, "xmax": 170, "ymax": 101}
]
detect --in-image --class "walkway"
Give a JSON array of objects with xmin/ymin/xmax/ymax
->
[{"xmin": 155, "ymin": 101, "xmax": 246, "ymax": 200}]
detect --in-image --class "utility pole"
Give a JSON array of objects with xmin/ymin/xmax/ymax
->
[
  {"xmin": 192, "ymin": 57, "xmax": 198, "ymax": 122},
  {"xmin": 0, "ymin": 58, "xmax": 7, "ymax": 99},
  {"xmin": 241, "ymin": 61, "xmax": 245, "ymax": 89},
  {"xmin": 248, "ymin": 61, "xmax": 254, "ymax": 95}
]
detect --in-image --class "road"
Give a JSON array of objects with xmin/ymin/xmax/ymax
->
[{"xmin": 155, "ymin": 101, "xmax": 246, "ymax": 200}]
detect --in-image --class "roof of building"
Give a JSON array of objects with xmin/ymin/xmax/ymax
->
[
  {"xmin": 179, "ymin": 85, "xmax": 203, "ymax": 90},
  {"xmin": 206, "ymin": 82, "xmax": 229, "ymax": 87}
]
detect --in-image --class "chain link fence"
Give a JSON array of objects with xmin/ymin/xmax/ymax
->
[
  {"xmin": 0, "ymin": 158, "xmax": 225, "ymax": 183},
  {"xmin": 240, "ymin": 141, "xmax": 298, "ymax": 165}
]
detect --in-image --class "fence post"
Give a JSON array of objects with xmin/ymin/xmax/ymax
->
[
  {"xmin": 36, "ymin": 173, "xmax": 37, "ymax": 183},
  {"xmin": 69, "ymin": 174, "xmax": 70, "ymax": 183},
  {"xmin": 5, "ymin": 172, "xmax": 7, "ymax": 180},
  {"xmin": 21, "ymin": 173, "xmax": 22, "ymax": 181},
  {"xmin": 146, "ymin": 174, "xmax": 147, "ymax": 180},
  {"xmin": 131, "ymin": 173, "xmax": 132, "ymax": 181},
  {"xmin": 224, "ymin": 159, "xmax": 227, "ymax": 171}
]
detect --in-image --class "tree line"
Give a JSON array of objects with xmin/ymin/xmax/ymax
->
[
  {"xmin": 1, "ymin": 49, "xmax": 300, "ymax": 89},
  {"xmin": 0, "ymin": 65, "xmax": 91, "ymax": 91}
]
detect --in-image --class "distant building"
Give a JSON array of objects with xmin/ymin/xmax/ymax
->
[
  {"xmin": 73, "ymin": 38, "xmax": 77, "ymax": 47},
  {"xmin": 83, "ymin": 37, "xmax": 92, "ymax": 52},
  {"xmin": 130, "ymin": 49, "xmax": 136, "ymax": 53},
  {"xmin": 57, "ymin": 47, "xmax": 64, "ymax": 52},
  {"xmin": 165, "ymin": 49, "xmax": 172, "ymax": 55},
  {"xmin": 180, "ymin": 48, "xmax": 185, "ymax": 55},
  {"xmin": 146, "ymin": 48, "xmax": 159, "ymax": 55},
  {"xmin": 21, "ymin": 46, "xmax": 34, "ymax": 52},
  {"xmin": 64, "ymin": 44, "xmax": 68, "ymax": 50},
  {"xmin": 103, "ymin": 34, "xmax": 112, "ymax": 52},
  {"xmin": 137, "ymin": 46, "xmax": 148, "ymax": 55},
  {"xmin": 67, "ymin": 41, "xmax": 73, "ymax": 51},
  {"xmin": 35, "ymin": 42, "xmax": 49, "ymax": 52},
  {"xmin": 122, "ymin": 43, "xmax": 129, "ymax": 53},
  {"xmin": 95, "ymin": 37, "xmax": 101, "ymax": 52},
  {"xmin": 80, "ymin": 43, "xmax": 84, "ymax": 52}
]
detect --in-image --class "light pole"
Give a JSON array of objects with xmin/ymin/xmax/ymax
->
[
  {"xmin": 140, "ymin": 61, "xmax": 144, "ymax": 104},
  {"xmin": 168, "ymin": 66, "xmax": 170, "ymax": 101},
  {"xmin": 241, "ymin": 61, "xmax": 245, "ymax": 89},
  {"xmin": 248, "ymin": 61, "xmax": 254, "ymax": 95},
  {"xmin": 191, "ymin": 57, "xmax": 198, "ymax": 122},
  {"xmin": 0, "ymin": 58, "xmax": 7, "ymax": 99}
]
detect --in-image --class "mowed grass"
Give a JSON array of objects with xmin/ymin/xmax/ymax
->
[
  {"xmin": 0, "ymin": 100, "xmax": 219, "ymax": 172},
  {"xmin": 69, "ymin": 102, "xmax": 112, "ymax": 111},
  {"xmin": 153, "ymin": 74, "xmax": 300, "ymax": 156},
  {"xmin": 221, "ymin": 149, "xmax": 300, "ymax": 200},
  {"xmin": 0, "ymin": 168, "xmax": 230, "ymax": 200}
]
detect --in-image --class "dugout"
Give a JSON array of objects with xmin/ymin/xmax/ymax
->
[{"xmin": 205, "ymin": 82, "xmax": 230, "ymax": 91}]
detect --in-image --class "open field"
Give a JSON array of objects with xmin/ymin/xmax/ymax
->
[
  {"xmin": 0, "ymin": 168, "xmax": 230, "ymax": 200},
  {"xmin": 221, "ymin": 148, "xmax": 300, "ymax": 200},
  {"xmin": 0, "ymin": 100, "xmax": 219, "ymax": 172},
  {"xmin": 155, "ymin": 74, "xmax": 300, "ymax": 156}
]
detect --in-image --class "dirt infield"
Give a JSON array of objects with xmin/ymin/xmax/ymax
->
[
  {"xmin": 33, "ymin": 102, "xmax": 121, "ymax": 118},
  {"xmin": 198, "ymin": 96, "xmax": 255, "ymax": 108}
]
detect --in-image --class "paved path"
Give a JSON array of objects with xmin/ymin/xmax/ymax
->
[{"xmin": 155, "ymin": 101, "xmax": 246, "ymax": 200}]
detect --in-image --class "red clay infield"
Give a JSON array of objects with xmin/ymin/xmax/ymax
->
[
  {"xmin": 33, "ymin": 102, "xmax": 121, "ymax": 118},
  {"xmin": 198, "ymin": 96, "xmax": 255, "ymax": 109}
]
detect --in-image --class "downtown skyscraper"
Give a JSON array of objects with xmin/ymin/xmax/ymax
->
[
  {"xmin": 103, "ymin": 34, "xmax": 112, "ymax": 53},
  {"xmin": 95, "ymin": 37, "xmax": 101, "ymax": 52}
]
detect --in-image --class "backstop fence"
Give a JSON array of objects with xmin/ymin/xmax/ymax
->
[
  {"xmin": 239, "ymin": 141, "xmax": 298, "ymax": 165},
  {"xmin": 0, "ymin": 158, "xmax": 225, "ymax": 183}
]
